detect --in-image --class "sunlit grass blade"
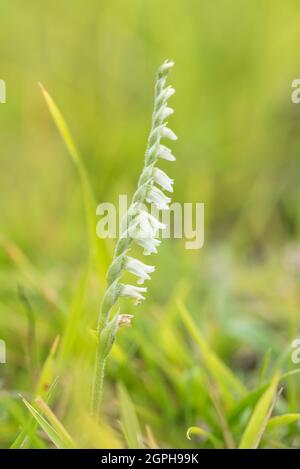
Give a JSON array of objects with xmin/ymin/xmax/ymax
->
[
  {"xmin": 39, "ymin": 83, "xmax": 109, "ymax": 284},
  {"xmin": 10, "ymin": 373, "xmax": 60, "ymax": 449},
  {"xmin": 10, "ymin": 337, "xmax": 58, "ymax": 448},
  {"xmin": 186, "ymin": 426, "xmax": 222, "ymax": 448},
  {"xmin": 177, "ymin": 300, "xmax": 246, "ymax": 407},
  {"xmin": 228, "ymin": 385, "xmax": 267, "ymax": 425},
  {"xmin": 145, "ymin": 425, "xmax": 159, "ymax": 449},
  {"xmin": 35, "ymin": 336, "xmax": 60, "ymax": 397},
  {"xmin": 9, "ymin": 337, "xmax": 60, "ymax": 449},
  {"xmin": 267, "ymin": 413, "xmax": 300, "ymax": 430},
  {"xmin": 35, "ymin": 397, "xmax": 77, "ymax": 448},
  {"xmin": 118, "ymin": 383, "xmax": 144, "ymax": 449},
  {"xmin": 9, "ymin": 398, "xmax": 47, "ymax": 449},
  {"xmin": 238, "ymin": 371, "xmax": 280, "ymax": 449},
  {"xmin": 229, "ymin": 368, "xmax": 300, "ymax": 425},
  {"xmin": 10, "ymin": 414, "xmax": 44, "ymax": 449},
  {"xmin": 22, "ymin": 397, "xmax": 75, "ymax": 449}
]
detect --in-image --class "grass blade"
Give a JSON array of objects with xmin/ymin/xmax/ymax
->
[
  {"xmin": 258, "ymin": 348, "xmax": 272, "ymax": 385},
  {"xmin": 39, "ymin": 83, "xmax": 109, "ymax": 284},
  {"xmin": 238, "ymin": 371, "xmax": 280, "ymax": 449},
  {"xmin": 228, "ymin": 384, "xmax": 268, "ymax": 425},
  {"xmin": 177, "ymin": 300, "xmax": 246, "ymax": 407},
  {"xmin": 59, "ymin": 266, "xmax": 89, "ymax": 362},
  {"xmin": 35, "ymin": 336, "xmax": 60, "ymax": 397},
  {"xmin": 35, "ymin": 397, "xmax": 76, "ymax": 448},
  {"xmin": 22, "ymin": 398, "xmax": 74, "ymax": 449},
  {"xmin": 0, "ymin": 234, "xmax": 59, "ymax": 307},
  {"xmin": 118, "ymin": 383, "xmax": 144, "ymax": 449},
  {"xmin": 10, "ymin": 342, "xmax": 60, "ymax": 449},
  {"xmin": 267, "ymin": 413, "xmax": 300, "ymax": 430},
  {"xmin": 186, "ymin": 426, "xmax": 222, "ymax": 448}
]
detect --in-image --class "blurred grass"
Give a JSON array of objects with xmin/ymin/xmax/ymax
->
[{"xmin": 1, "ymin": 0, "xmax": 300, "ymax": 448}]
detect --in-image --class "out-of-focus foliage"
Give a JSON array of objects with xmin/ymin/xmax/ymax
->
[{"xmin": 1, "ymin": 0, "xmax": 300, "ymax": 448}]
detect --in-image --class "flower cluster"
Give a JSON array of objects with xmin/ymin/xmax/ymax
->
[
  {"xmin": 93, "ymin": 59, "xmax": 176, "ymax": 415},
  {"xmin": 98, "ymin": 60, "xmax": 176, "ymax": 329}
]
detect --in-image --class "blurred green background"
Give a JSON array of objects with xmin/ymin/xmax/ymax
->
[{"xmin": 2, "ymin": 0, "xmax": 300, "ymax": 449}]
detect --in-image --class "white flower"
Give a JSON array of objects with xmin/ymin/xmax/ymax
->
[
  {"xmin": 161, "ymin": 106, "xmax": 174, "ymax": 120},
  {"xmin": 161, "ymin": 126, "xmax": 177, "ymax": 141},
  {"xmin": 155, "ymin": 106, "xmax": 174, "ymax": 123},
  {"xmin": 142, "ymin": 211, "xmax": 166, "ymax": 232},
  {"xmin": 158, "ymin": 61, "xmax": 174, "ymax": 74},
  {"xmin": 153, "ymin": 168, "xmax": 173, "ymax": 192},
  {"xmin": 121, "ymin": 284, "xmax": 147, "ymax": 304},
  {"xmin": 135, "ymin": 237, "xmax": 161, "ymax": 256},
  {"xmin": 155, "ymin": 104, "xmax": 174, "ymax": 122},
  {"xmin": 157, "ymin": 144, "xmax": 176, "ymax": 161},
  {"xmin": 159, "ymin": 86, "xmax": 175, "ymax": 102},
  {"xmin": 126, "ymin": 257, "xmax": 155, "ymax": 284},
  {"xmin": 129, "ymin": 210, "xmax": 166, "ymax": 239},
  {"xmin": 146, "ymin": 186, "xmax": 171, "ymax": 210}
]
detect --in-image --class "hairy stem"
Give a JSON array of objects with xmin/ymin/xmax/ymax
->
[{"xmin": 92, "ymin": 352, "xmax": 107, "ymax": 417}]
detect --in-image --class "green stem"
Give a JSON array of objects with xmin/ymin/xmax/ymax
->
[{"xmin": 92, "ymin": 349, "xmax": 107, "ymax": 419}]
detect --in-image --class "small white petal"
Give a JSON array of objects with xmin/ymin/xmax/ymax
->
[
  {"xmin": 160, "ymin": 86, "xmax": 175, "ymax": 101},
  {"xmin": 140, "ymin": 210, "xmax": 166, "ymax": 233},
  {"xmin": 158, "ymin": 60, "xmax": 174, "ymax": 75},
  {"xmin": 146, "ymin": 186, "xmax": 171, "ymax": 210},
  {"xmin": 138, "ymin": 211, "xmax": 155, "ymax": 236},
  {"xmin": 157, "ymin": 144, "xmax": 176, "ymax": 161},
  {"xmin": 162, "ymin": 107, "xmax": 174, "ymax": 119},
  {"xmin": 161, "ymin": 126, "xmax": 177, "ymax": 141},
  {"xmin": 121, "ymin": 284, "xmax": 147, "ymax": 304},
  {"xmin": 153, "ymin": 168, "xmax": 173, "ymax": 192},
  {"xmin": 154, "ymin": 106, "xmax": 174, "ymax": 124},
  {"xmin": 146, "ymin": 211, "xmax": 166, "ymax": 231},
  {"xmin": 135, "ymin": 237, "xmax": 161, "ymax": 255},
  {"xmin": 129, "ymin": 210, "xmax": 165, "ymax": 239},
  {"xmin": 126, "ymin": 257, "xmax": 155, "ymax": 284},
  {"xmin": 129, "ymin": 212, "xmax": 154, "ymax": 238}
]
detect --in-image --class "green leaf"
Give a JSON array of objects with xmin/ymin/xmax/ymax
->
[
  {"xmin": 9, "ymin": 398, "xmax": 46, "ymax": 449},
  {"xmin": 239, "ymin": 371, "xmax": 280, "ymax": 449},
  {"xmin": 228, "ymin": 384, "xmax": 267, "ymax": 424},
  {"xmin": 35, "ymin": 397, "xmax": 77, "ymax": 449},
  {"xmin": 22, "ymin": 398, "xmax": 75, "ymax": 449},
  {"xmin": 258, "ymin": 348, "xmax": 272, "ymax": 385},
  {"xmin": 267, "ymin": 414, "xmax": 300, "ymax": 430},
  {"xmin": 177, "ymin": 300, "xmax": 246, "ymax": 407},
  {"xmin": 118, "ymin": 383, "xmax": 144, "ymax": 449},
  {"xmin": 230, "ymin": 368, "xmax": 300, "ymax": 425},
  {"xmin": 10, "ymin": 362, "xmax": 60, "ymax": 449}
]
